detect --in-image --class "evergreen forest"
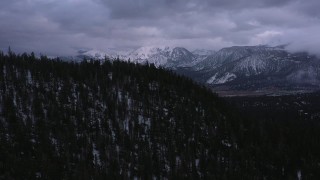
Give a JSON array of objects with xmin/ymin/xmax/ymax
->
[{"xmin": 0, "ymin": 51, "xmax": 320, "ymax": 179}]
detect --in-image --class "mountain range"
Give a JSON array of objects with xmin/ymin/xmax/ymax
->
[
  {"xmin": 69, "ymin": 45, "xmax": 320, "ymax": 95},
  {"xmin": 73, "ymin": 46, "xmax": 215, "ymax": 68}
]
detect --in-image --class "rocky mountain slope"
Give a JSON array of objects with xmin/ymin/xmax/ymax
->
[{"xmin": 177, "ymin": 45, "xmax": 320, "ymax": 94}]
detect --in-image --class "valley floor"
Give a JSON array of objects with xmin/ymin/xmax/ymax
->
[{"xmin": 213, "ymin": 85, "xmax": 319, "ymax": 97}]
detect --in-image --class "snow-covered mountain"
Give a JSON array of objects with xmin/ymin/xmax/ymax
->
[
  {"xmin": 126, "ymin": 46, "xmax": 199, "ymax": 68},
  {"xmin": 73, "ymin": 46, "xmax": 206, "ymax": 68},
  {"xmin": 194, "ymin": 45, "xmax": 288, "ymax": 72},
  {"xmin": 66, "ymin": 45, "xmax": 320, "ymax": 93},
  {"xmin": 126, "ymin": 46, "xmax": 173, "ymax": 66},
  {"xmin": 177, "ymin": 45, "xmax": 320, "ymax": 92},
  {"xmin": 76, "ymin": 49, "xmax": 127, "ymax": 60}
]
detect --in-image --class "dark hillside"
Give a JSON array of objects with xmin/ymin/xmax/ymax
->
[{"xmin": 0, "ymin": 52, "xmax": 319, "ymax": 179}]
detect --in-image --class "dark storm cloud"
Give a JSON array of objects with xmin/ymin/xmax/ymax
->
[
  {"xmin": 1, "ymin": 0, "xmax": 320, "ymax": 55},
  {"xmin": 102, "ymin": 0, "xmax": 293, "ymax": 19}
]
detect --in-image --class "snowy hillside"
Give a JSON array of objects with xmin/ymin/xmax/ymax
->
[{"xmin": 191, "ymin": 46, "xmax": 320, "ymax": 90}]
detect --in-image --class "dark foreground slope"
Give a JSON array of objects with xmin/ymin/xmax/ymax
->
[{"xmin": 0, "ymin": 52, "xmax": 320, "ymax": 179}]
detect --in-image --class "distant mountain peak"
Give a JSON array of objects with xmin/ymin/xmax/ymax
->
[
  {"xmin": 192, "ymin": 49, "xmax": 216, "ymax": 56},
  {"xmin": 126, "ymin": 46, "xmax": 199, "ymax": 67}
]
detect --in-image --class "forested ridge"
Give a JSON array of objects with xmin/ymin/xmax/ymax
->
[{"xmin": 0, "ymin": 51, "xmax": 319, "ymax": 179}]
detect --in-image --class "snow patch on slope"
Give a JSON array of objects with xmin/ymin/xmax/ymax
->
[
  {"xmin": 206, "ymin": 73, "xmax": 218, "ymax": 84},
  {"xmin": 234, "ymin": 56, "xmax": 267, "ymax": 75},
  {"xmin": 207, "ymin": 73, "xmax": 237, "ymax": 85}
]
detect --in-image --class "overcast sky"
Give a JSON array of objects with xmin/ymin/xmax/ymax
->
[{"xmin": 1, "ymin": 0, "xmax": 320, "ymax": 56}]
